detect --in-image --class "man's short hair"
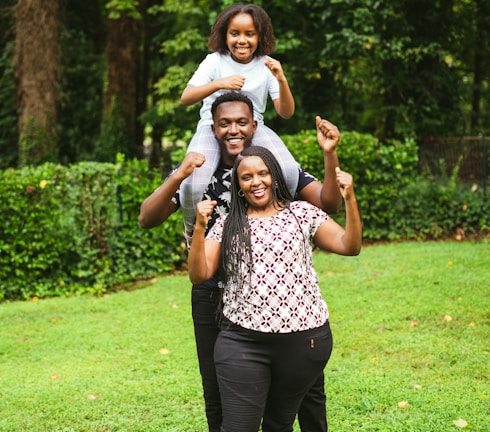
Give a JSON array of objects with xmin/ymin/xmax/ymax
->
[{"xmin": 211, "ymin": 92, "xmax": 254, "ymax": 120}]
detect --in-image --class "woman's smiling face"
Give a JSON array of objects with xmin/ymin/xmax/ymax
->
[
  {"xmin": 237, "ymin": 155, "xmax": 274, "ymax": 211},
  {"xmin": 226, "ymin": 13, "xmax": 259, "ymax": 64}
]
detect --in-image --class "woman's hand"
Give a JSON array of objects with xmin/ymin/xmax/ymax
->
[
  {"xmin": 195, "ymin": 200, "xmax": 217, "ymax": 229},
  {"xmin": 335, "ymin": 167, "xmax": 355, "ymax": 201},
  {"xmin": 316, "ymin": 117, "xmax": 340, "ymax": 154}
]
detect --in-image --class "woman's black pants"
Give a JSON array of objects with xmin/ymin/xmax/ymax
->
[
  {"xmin": 214, "ymin": 320, "xmax": 333, "ymax": 432},
  {"xmin": 192, "ymin": 283, "xmax": 330, "ymax": 432}
]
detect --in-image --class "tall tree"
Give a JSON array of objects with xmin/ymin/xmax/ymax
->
[
  {"xmin": 14, "ymin": 0, "xmax": 60, "ymax": 166},
  {"xmin": 100, "ymin": 1, "xmax": 141, "ymax": 161}
]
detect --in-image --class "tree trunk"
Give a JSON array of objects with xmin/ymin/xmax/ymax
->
[
  {"xmin": 14, "ymin": 0, "xmax": 59, "ymax": 166},
  {"xmin": 104, "ymin": 10, "xmax": 140, "ymax": 159}
]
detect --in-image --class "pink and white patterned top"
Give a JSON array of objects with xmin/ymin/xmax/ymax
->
[{"xmin": 207, "ymin": 200, "xmax": 330, "ymax": 333}]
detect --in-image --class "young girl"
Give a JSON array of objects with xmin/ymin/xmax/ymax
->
[{"xmin": 180, "ymin": 3, "xmax": 299, "ymax": 238}]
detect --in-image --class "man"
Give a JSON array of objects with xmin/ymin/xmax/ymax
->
[{"xmin": 139, "ymin": 92, "xmax": 342, "ymax": 432}]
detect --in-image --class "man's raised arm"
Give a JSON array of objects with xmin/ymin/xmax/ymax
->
[
  {"xmin": 298, "ymin": 116, "xmax": 342, "ymax": 214},
  {"xmin": 138, "ymin": 152, "xmax": 205, "ymax": 228}
]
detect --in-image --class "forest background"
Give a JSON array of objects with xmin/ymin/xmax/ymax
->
[
  {"xmin": 1, "ymin": 0, "xmax": 489, "ymax": 168},
  {"xmin": 0, "ymin": 0, "xmax": 489, "ymax": 301}
]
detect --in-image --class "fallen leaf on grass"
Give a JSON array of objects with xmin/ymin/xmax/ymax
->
[
  {"xmin": 87, "ymin": 394, "xmax": 101, "ymax": 400},
  {"xmin": 410, "ymin": 320, "xmax": 419, "ymax": 327},
  {"xmin": 413, "ymin": 384, "xmax": 422, "ymax": 390},
  {"xmin": 443, "ymin": 314, "xmax": 452, "ymax": 322},
  {"xmin": 397, "ymin": 401, "xmax": 409, "ymax": 409},
  {"xmin": 159, "ymin": 348, "xmax": 170, "ymax": 355},
  {"xmin": 453, "ymin": 418, "xmax": 468, "ymax": 428},
  {"xmin": 50, "ymin": 374, "xmax": 61, "ymax": 381}
]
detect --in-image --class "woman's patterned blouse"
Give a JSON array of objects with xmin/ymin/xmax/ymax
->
[{"xmin": 208, "ymin": 200, "xmax": 330, "ymax": 333}]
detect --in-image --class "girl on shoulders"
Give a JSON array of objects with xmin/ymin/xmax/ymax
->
[{"xmin": 180, "ymin": 3, "xmax": 298, "ymax": 239}]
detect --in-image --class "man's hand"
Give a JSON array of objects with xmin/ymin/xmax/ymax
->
[
  {"xmin": 316, "ymin": 116, "xmax": 340, "ymax": 153},
  {"xmin": 177, "ymin": 152, "xmax": 206, "ymax": 179},
  {"xmin": 195, "ymin": 200, "xmax": 217, "ymax": 229}
]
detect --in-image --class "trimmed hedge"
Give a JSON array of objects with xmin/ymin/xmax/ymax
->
[
  {"xmin": 0, "ymin": 155, "xmax": 185, "ymax": 301},
  {"xmin": 283, "ymin": 129, "xmax": 489, "ymax": 240},
  {"xmin": 1, "ymin": 132, "xmax": 488, "ymax": 301}
]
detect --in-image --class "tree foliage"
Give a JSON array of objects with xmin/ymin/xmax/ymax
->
[{"xmin": 0, "ymin": 0, "xmax": 488, "ymax": 167}]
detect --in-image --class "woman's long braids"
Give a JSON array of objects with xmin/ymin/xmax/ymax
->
[{"xmin": 218, "ymin": 146, "xmax": 293, "ymax": 289}]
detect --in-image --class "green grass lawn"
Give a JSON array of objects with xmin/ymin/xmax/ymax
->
[{"xmin": 0, "ymin": 241, "xmax": 488, "ymax": 431}]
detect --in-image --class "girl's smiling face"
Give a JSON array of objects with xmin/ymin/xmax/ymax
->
[{"xmin": 226, "ymin": 13, "xmax": 259, "ymax": 64}]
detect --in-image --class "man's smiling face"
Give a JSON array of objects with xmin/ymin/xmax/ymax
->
[{"xmin": 212, "ymin": 101, "xmax": 257, "ymax": 166}]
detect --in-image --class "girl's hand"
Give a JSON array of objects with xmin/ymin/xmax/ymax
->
[
  {"xmin": 264, "ymin": 57, "xmax": 286, "ymax": 81},
  {"xmin": 219, "ymin": 75, "xmax": 246, "ymax": 90}
]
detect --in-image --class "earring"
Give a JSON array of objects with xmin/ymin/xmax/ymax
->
[{"xmin": 238, "ymin": 189, "xmax": 244, "ymax": 197}]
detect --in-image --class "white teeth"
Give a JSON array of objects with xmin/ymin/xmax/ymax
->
[{"xmin": 228, "ymin": 138, "xmax": 242, "ymax": 144}]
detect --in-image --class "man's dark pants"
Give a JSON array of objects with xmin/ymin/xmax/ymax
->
[{"xmin": 192, "ymin": 284, "xmax": 328, "ymax": 432}]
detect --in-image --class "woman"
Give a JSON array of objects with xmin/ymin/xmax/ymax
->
[{"xmin": 188, "ymin": 146, "xmax": 362, "ymax": 432}]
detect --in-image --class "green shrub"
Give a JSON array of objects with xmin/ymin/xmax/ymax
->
[
  {"xmin": 283, "ymin": 129, "xmax": 489, "ymax": 240},
  {"xmin": 0, "ymin": 156, "xmax": 184, "ymax": 301},
  {"xmin": 393, "ymin": 166, "xmax": 490, "ymax": 239},
  {"xmin": 284, "ymin": 129, "xmax": 419, "ymax": 239},
  {"xmin": 1, "ymin": 132, "xmax": 488, "ymax": 301},
  {"xmin": 0, "ymin": 163, "xmax": 71, "ymax": 299},
  {"xmin": 109, "ymin": 154, "xmax": 186, "ymax": 286}
]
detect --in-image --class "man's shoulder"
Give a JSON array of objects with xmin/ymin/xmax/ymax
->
[{"xmin": 297, "ymin": 166, "xmax": 318, "ymax": 192}]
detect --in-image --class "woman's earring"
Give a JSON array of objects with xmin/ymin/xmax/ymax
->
[{"xmin": 238, "ymin": 189, "xmax": 245, "ymax": 197}]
